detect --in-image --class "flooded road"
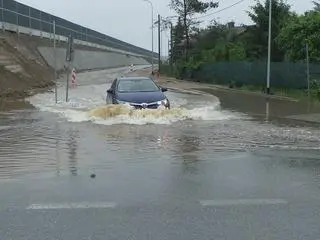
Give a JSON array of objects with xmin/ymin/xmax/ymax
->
[{"xmin": 1, "ymin": 66, "xmax": 320, "ymax": 240}]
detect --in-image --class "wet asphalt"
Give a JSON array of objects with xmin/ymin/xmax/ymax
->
[{"xmin": 0, "ymin": 67, "xmax": 320, "ymax": 240}]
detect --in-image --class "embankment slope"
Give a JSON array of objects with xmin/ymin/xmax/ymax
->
[{"xmin": 0, "ymin": 32, "xmax": 150, "ymax": 99}]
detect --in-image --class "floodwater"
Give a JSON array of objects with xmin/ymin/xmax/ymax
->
[
  {"xmin": 1, "ymin": 66, "xmax": 320, "ymax": 240},
  {"xmin": 0, "ymin": 66, "xmax": 319, "ymax": 180}
]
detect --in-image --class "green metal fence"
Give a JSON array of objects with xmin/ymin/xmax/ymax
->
[{"xmin": 179, "ymin": 61, "xmax": 320, "ymax": 89}]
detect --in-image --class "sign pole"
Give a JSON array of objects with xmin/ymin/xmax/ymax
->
[
  {"xmin": 65, "ymin": 34, "xmax": 74, "ymax": 102},
  {"xmin": 53, "ymin": 20, "xmax": 58, "ymax": 104},
  {"xmin": 65, "ymin": 62, "xmax": 69, "ymax": 102},
  {"xmin": 170, "ymin": 22, "xmax": 173, "ymax": 74}
]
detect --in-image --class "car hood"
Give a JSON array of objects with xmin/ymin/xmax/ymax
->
[{"xmin": 116, "ymin": 91, "xmax": 166, "ymax": 104}]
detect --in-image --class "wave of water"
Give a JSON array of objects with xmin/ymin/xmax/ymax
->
[
  {"xmin": 27, "ymin": 68, "xmax": 244, "ymax": 125},
  {"xmin": 29, "ymin": 92, "xmax": 241, "ymax": 125}
]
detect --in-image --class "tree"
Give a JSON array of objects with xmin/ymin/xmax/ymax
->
[
  {"xmin": 184, "ymin": 22, "xmax": 246, "ymax": 63},
  {"xmin": 171, "ymin": 17, "xmax": 185, "ymax": 63},
  {"xmin": 313, "ymin": 1, "xmax": 320, "ymax": 10},
  {"xmin": 237, "ymin": 26, "xmax": 264, "ymax": 60},
  {"xmin": 195, "ymin": 22, "xmax": 227, "ymax": 50},
  {"xmin": 246, "ymin": 0, "xmax": 292, "ymax": 61},
  {"xmin": 170, "ymin": 0, "xmax": 218, "ymax": 59},
  {"xmin": 277, "ymin": 11, "xmax": 320, "ymax": 62}
]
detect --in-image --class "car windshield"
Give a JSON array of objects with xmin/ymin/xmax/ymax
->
[{"xmin": 117, "ymin": 78, "xmax": 159, "ymax": 92}]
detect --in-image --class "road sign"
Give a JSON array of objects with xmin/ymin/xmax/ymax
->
[
  {"xmin": 66, "ymin": 34, "xmax": 74, "ymax": 62},
  {"xmin": 70, "ymin": 68, "xmax": 77, "ymax": 87}
]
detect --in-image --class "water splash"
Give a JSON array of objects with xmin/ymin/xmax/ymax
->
[
  {"xmin": 28, "ymin": 68, "xmax": 244, "ymax": 125},
  {"xmin": 86, "ymin": 105, "xmax": 189, "ymax": 125}
]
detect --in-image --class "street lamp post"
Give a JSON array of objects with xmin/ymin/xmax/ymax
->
[
  {"xmin": 53, "ymin": 20, "xmax": 57, "ymax": 104},
  {"xmin": 266, "ymin": 0, "xmax": 272, "ymax": 94},
  {"xmin": 158, "ymin": 14, "xmax": 161, "ymax": 72},
  {"xmin": 143, "ymin": 0, "xmax": 154, "ymax": 71}
]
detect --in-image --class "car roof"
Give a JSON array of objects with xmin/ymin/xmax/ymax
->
[{"xmin": 117, "ymin": 76, "xmax": 152, "ymax": 81}]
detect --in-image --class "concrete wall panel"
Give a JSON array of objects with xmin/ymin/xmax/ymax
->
[{"xmin": 37, "ymin": 47, "xmax": 150, "ymax": 71}]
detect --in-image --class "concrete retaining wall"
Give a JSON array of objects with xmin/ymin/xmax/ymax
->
[
  {"xmin": 38, "ymin": 47, "xmax": 150, "ymax": 71},
  {"xmin": 1, "ymin": 22, "xmax": 154, "ymax": 59}
]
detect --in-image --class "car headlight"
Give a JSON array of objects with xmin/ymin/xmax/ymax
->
[{"xmin": 157, "ymin": 99, "xmax": 169, "ymax": 107}]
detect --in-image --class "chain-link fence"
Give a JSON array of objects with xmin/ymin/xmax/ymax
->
[
  {"xmin": 0, "ymin": 0, "xmax": 155, "ymax": 58},
  {"xmin": 177, "ymin": 61, "xmax": 320, "ymax": 90}
]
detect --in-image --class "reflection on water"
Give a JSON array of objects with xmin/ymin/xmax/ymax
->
[
  {"xmin": 178, "ymin": 135, "xmax": 201, "ymax": 154},
  {"xmin": 178, "ymin": 134, "xmax": 201, "ymax": 174},
  {"xmin": 265, "ymin": 100, "xmax": 270, "ymax": 123},
  {"xmin": 156, "ymin": 128, "xmax": 170, "ymax": 149},
  {"xmin": 199, "ymin": 88, "xmax": 320, "ymax": 121},
  {"xmin": 55, "ymin": 123, "xmax": 61, "ymax": 177},
  {"xmin": 0, "ymin": 98, "xmax": 320, "ymax": 180},
  {"xmin": 67, "ymin": 129, "xmax": 79, "ymax": 176}
]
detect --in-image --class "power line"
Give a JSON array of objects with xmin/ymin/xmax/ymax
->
[
  {"xmin": 191, "ymin": 0, "xmax": 245, "ymax": 20},
  {"xmin": 162, "ymin": 0, "xmax": 246, "ymax": 25}
]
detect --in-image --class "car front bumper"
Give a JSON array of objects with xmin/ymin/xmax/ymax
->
[{"xmin": 117, "ymin": 99, "xmax": 170, "ymax": 110}]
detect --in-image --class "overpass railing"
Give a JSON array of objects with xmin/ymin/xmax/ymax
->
[{"xmin": 0, "ymin": 0, "xmax": 157, "ymax": 59}]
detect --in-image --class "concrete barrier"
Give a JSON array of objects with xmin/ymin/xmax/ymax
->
[{"xmin": 37, "ymin": 47, "xmax": 150, "ymax": 71}]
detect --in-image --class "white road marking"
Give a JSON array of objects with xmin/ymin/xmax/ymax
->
[
  {"xmin": 27, "ymin": 202, "xmax": 117, "ymax": 210},
  {"xmin": 200, "ymin": 199, "xmax": 288, "ymax": 207}
]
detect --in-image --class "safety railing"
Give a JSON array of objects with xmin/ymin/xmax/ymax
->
[{"xmin": 0, "ymin": 0, "xmax": 156, "ymax": 59}]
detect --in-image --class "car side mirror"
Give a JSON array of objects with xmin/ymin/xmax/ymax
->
[
  {"xmin": 107, "ymin": 88, "xmax": 113, "ymax": 94},
  {"xmin": 161, "ymin": 87, "xmax": 168, "ymax": 92}
]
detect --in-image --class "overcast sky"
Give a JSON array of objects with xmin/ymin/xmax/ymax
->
[{"xmin": 17, "ymin": 0, "xmax": 315, "ymax": 56}]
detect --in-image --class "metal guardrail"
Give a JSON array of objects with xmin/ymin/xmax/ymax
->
[{"xmin": 0, "ymin": 0, "xmax": 157, "ymax": 59}]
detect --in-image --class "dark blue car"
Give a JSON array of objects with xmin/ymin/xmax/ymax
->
[{"xmin": 106, "ymin": 76, "xmax": 170, "ymax": 109}]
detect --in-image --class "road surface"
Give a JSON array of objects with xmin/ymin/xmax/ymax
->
[{"xmin": 0, "ymin": 66, "xmax": 320, "ymax": 240}]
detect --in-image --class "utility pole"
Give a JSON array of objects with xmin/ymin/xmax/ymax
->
[
  {"xmin": 266, "ymin": 0, "xmax": 272, "ymax": 94},
  {"xmin": 158, "ymin": 14, "xmax": 161, "ymax": 72},
  {"xmin": 65, "ymin": 34, "xmax": 74, "ymax": 102},
  {"xmin": 168, "ymin": 40, "xmax": 170, "ymax": 64},
  {"xmin": 170, "ymin": 22, "xmax": 173, "ymax": 74},
  {"xmin": 306, "ymin": 42, "xmax": 310, "ymax": 98},
  {"xmin": 150, "ymin": 2, "xmax": 154, "ymax": 71}
]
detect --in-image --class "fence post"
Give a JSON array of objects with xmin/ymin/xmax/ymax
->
[
  {"xmin": 39, "ymin": 11, "xmax": 42, "ymax": 38},
  {"xmin": 80, "ymin": 26, "xmax": 83, "ymax": 41},
  {"xmin": 15, "ymin": 2, "xmax": 19, "ymax": 36},
  {"xmin": 28, "ymin": 7, "xmax": 31, "ymax": 35},
  {"xmin": 49, "ymin": 16, "xmax": 52, "ymax": 40}
]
